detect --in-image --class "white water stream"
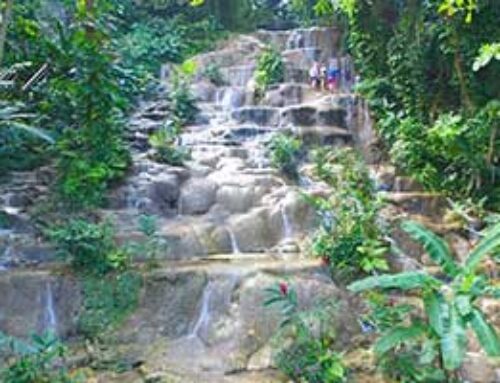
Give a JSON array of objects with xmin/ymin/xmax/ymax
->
[
  {"xmin": 43, "ymin": 282, "xmax": 58, "ymax": 334},
  {"xmin": 227, "ymin": 227, "xmax": 241, "ymax": 254},
  {"xmin": 190, "ymin": 281, "xmax": 214, "ymax": 339}
]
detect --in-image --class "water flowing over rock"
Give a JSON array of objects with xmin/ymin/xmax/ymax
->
[{"xmin": 0, "ymin": 25, "xmax": 429, "ymax": 382}]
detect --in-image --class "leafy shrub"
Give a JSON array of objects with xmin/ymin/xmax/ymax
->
[
  {"xmin": 268, "ymin": 133, "xmax": 302, "ymax": 178},
  {"xmin": 389, "ymin": 105, "xmax": 500, "ymax": 204},
  {"xmin": 264, "ymin": 283, "xmax": 346, "ymax": 383},
  {"xmin": 50, "ymin": 219, "xmax": 129, "ymax": 275},
  {"xmin": 148, "ymin": 122, "xmax": 191, "ymax": 166},
  {"xmin": 0, "ymin": 332, "xmax": 75, "ymax": 383},
  {"xmin": 44, "ymin": 4, "xmax": 131, "ymax": 209},
  {"xmin": 200, "ymin": 62, "xmax": 226, "ymax": 86},
  {"xmin": 78, "ymin": 271, "xmax": 141, "ymax": 339},
  {"xmin": 306, "ymin": 148, "xmax": 388, "ymax": 280},
  {"xmin": 349, "ymin": 220, "xmax": 500, "ymax": 380},
  {"xmin": 169, "ymin": 61, "xmax": 199, "ymax": 126},
  {"xmin": 255, "ymin": 46, "xmax": 284, "ymax": 90},
  {"xmin": 127, "ymin": 215, "xmax": 168, "ymax": 268}
]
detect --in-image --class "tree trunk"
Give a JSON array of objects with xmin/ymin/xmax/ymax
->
[{"xmin": 0, "ymin": 0, "xmax": 14, "ymax": 66}]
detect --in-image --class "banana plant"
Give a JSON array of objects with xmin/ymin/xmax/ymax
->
[
  {"xmin": 348, "ymin": 220, "xmax": 500, "ymax": 374},
  {"xmin": 0, "ymin": 101, "xmax": 54, "ymax": 143}
]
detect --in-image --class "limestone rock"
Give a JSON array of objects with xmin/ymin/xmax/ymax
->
[
  {"xmin": 179, "ymin": 179, "xmax": 218, "ymax": 215},
  {"xmin": 216, "ymin": 185, "xmax": 256, "ymax": 214},
  {"xmin": 460, "ymin": 352, "xmax": 500, "ymax": 383},
  {"xmin": 118, "ymin": 270, "xmax": 207, "ymax": 344}
]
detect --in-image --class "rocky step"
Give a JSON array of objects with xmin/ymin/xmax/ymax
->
[
  {"xmin": 294, "ymin": 125, "xmax": 352, "ymax": 146},
  {"xmin": 255, "ymin": 27, "xmax": 341, "ymax": 60},
  {"xmin": 0, "ymin": 255, "xmax": 359, "ymax": 382},
  {"xmin": 381, "ymin": 191, "xmax": 447, "ymax": 218},
  {"xmin": 230, "ymin": 103, "xmax": 349, "ymax": 128}
]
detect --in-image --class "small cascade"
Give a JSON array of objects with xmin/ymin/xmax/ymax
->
[
  {"xmin": 281, "ymin": 204, "xmax": 293, "ymax": 239},
  {"xmin": 42, "ymin": 281, "xmax": 58, "ymax": 334},
  {"xmin": 190, "ymin": 281, "xmax": 213, "ymax": 340},
  {"xmin": 227, "ymin": 228, "xmax": 241, "ymax": 254}
]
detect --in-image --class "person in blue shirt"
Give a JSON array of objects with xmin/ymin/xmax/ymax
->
[{"xmin": 327, "ymin": 61, "xmax": 340, "ymax": 93}]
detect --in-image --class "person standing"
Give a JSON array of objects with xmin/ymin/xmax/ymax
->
[
  {"xmin": 327, "ymin": 60, "xmax": 340, "ymax": 93},
  {"xmin": 309, "ymin": 61, "xmax": 321, "ymax": 89}
]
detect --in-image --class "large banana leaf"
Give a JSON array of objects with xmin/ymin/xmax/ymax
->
[
  {"xmin": 2, "ymin": 121, "xmax": 55, "ymax": 143},
  {"xmin": 465, "ymin": 222, "xmax": 500, "ymax": 273},
  {"xmin": 441, "ymin": 304, "xmax": 467, "ymax": 370},
  {"xmin": 423, "ymin": 290, "xmax": 449, "ymax": 337},
  {"xmin": 374, "ymin": 323, "xmax": 428, "ymax": 356},
  {"xmin": 348, "ymin": 271, "xmax": 442, "ymax": 293},
  {"xmin": 401, "ymin": 221, "xmax": 460, "ymax": 277},
  {"xmin": 470, "ymin": 308, "xmax": 500, "ymax": 357}
]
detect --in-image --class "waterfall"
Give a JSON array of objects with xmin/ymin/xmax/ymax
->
[
  {"xmin": 281, "ymin": 204, "xmax": 293, "ymax": 239},
  {"xmin": 227, "ymin": 228, "xmax": 241, "ymax": 254},
  {"xmin": 43, "ymin": 282, "xmax": 58, "ymax": 334},
  {"xmin": 190, "ymin": 281, "xmax": 213, "ymax": 339}
]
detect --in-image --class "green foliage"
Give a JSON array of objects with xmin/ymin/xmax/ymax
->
[
  {"xmin": 306, "ymin": 148, "xmax": 388, "ymax": 280},
  {"xmin": 264, "ymin": 283, "xmax": 346, "ymax": 383},
  {"xmin": 127, "ymin": 215, "xmax": 168, "ymax": 268},
  {"xmin": 0, "ymin": 332, "xmax": 75, "ymax": 383},
  {"xmin": 169, "ymin": 63, "xmax": 199, "ymax": 125},
  {"xmin": 387, "ymin": 105, "xmax": 500, "ymax": 203},
  {"xmin": 255, "ymin": 46, "xmax": 284, "ymax": 90},
  {"xmin": 276, "ymin": 336, "xmax": 346, "ymax": 383},
  {"xmin": 328, "ymin": 0, "xmax": 500, "ymax": 205},
  {"xmin": 115, "ymin": 15, "xmax": 225, "ymax": 82},
  {"xmin": 78, "ymin": 271, "xmax": 141, "ymax": 339},
  {"xmin": 149, "ymin": 122, "xmax": 191, "ymax": 166},
  {"xmin": 200, "ymin": 62, "xmax": 226, "ymax": 86},
  {"xmin": 52, "ymin": 16, "xmax": 131, "ymax": 208},
  {"xmin": 50, "ymin": 219, "xmax": 130, "ymax": 275},
  {"xmin": 348, "ymin": 220, "xmax": 500, "ymax": 376},
  {"xmin": 268, "ymin": 133, "xmax": 302, "ymax": 178},
  {"xmin": 474, "ymin": 42, "xmax": 500, "ymax": 71}
]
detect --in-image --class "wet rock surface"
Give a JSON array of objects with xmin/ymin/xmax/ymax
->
[{"xmin": 1, "ymin": 25, "xmax": 498, "ymax": 383}]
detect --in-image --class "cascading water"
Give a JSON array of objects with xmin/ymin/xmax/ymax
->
[
  {"xmin": 190, "ymin": 281, "xmax": 213, "ymax": 340},
  {"xmin": 227, "ymin": 228, "xmax": 241, "ymax": 254},
  {"xmin": 281, "ymin": 204, "xmax": 293, "ymax": 239},
  {"xmin": 43, "ymin": 281, "xmax": 58, "ymax": 334}
]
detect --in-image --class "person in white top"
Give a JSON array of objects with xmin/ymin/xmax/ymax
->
[{"xmin": 309, "ymin": 61, "xmax": 321, "ymax": 89}]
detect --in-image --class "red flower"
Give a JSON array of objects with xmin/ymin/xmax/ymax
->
[{"xmin": 279, "ymin": 282, "xmax": 288, "ymax": 296}]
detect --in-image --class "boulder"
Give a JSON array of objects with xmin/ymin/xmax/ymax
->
[
  {"xmin": 231, "ymin": 208, "xmax": 283, "ymax": 252},
  {"xmin": 280, "ymin": 105, "xmax": 317, "ymax": 126},
  {"xmin": 179, "ymin": 179, "xmax": 218, "ymax": 215},
  {"xmin": 148, "ymin": 174, "xmax": 181, "ymax": 213},
  {"xmin": 231, "ymin": 107, "xmax": 279, "ymax": 126},
  {"xmin": 460, "ymin": 352, "xmax": 500, "ymax": 383},
  {"xmin": 118, "ymin": 270, "xmax": 207, "ymax": 344},
  {"xmin": 216, "ymin": 185, "xmax": 257, "ymax": 214},
  {"xmin": 0, "ymin": 271, "xmax": 82, "ymax": 339}
]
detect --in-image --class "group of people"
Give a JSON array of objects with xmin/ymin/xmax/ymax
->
[{"xmin": 309, "ymin": 60, "xmax": 342, "ymax": 92}]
